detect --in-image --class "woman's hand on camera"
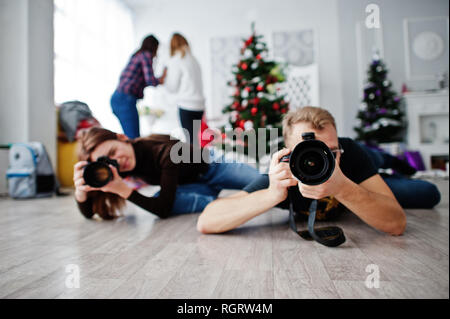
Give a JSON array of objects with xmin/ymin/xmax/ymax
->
[
  {"xmin": 73, "ymin": 161, "xmax": 95, "ymax": 202},
  {"xmin": 92, "ymin": 165, "xmax": 133, "ymax": 199},
  {"xmin": 268, "ymin": 148, "xmax": 298, "ymax": 204},
  {"xmin": 73, "ymin": 162, "xmax": 133, "ymax": 201}
]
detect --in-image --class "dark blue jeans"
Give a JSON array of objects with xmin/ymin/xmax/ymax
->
[
  {"xmin": 155, "ymin": 150, "xmax": 261, "ymax": 215},
  {"xmin": 178, "ymin": 107, "xmax": 204, "ymax": 146},
  {"xmin": 111, "ymin": 90, "xmax": 139, "ymax": 138},
  {"xmin": 362, "ymin": 145, "xmax": 441, "ymax": 209}
]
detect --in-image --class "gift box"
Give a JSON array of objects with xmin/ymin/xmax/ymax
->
[{"xmin": 399, "ymin": 151, "xmax": 426, "ymax": 171}]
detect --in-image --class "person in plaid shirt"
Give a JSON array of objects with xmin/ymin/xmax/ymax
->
[{"xmin": 111, "ymin": 35, "xmax": 167, "ymax": 138}]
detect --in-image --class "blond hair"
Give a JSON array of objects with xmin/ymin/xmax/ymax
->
[
  {"xmin": 282, "ymin": 106, "xmax": 336, "ymax": 141},
  {"xmin": 170, "ymin": 33, "xmax": 189, "ymax": 57}
]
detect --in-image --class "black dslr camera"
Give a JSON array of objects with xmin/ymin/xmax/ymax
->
[
  {"xmin": 281, "ymin": 132, "xmax": 335, "ymax": 185},
  {"xmin": 83, "ymin": 156, "xmax": 120, "ymax": 188},
  {"xmin": 280, "ymin": 132, "xmax": 345, "ymax": 247}
]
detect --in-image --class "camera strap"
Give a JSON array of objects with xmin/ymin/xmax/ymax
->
[{"xmin": 288, "ymin": 195, "xmax": 346, "ymax": 247}]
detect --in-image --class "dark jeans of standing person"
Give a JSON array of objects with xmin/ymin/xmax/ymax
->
[
  {"xmin": 178, "ymin": 107, "xmax": 204, "ymax": 146},
  {"xmin": 361, "ymin": 145, "xmax": 441, "ymax": 209},
  {"xmin": 111, "ymin": 90, "xmax": 140, "ymax": 139}
]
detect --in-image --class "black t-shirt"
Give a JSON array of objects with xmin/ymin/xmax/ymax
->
[{"xmin": 242, "ymin": 137, "xmax": 378, "ymax": 219}]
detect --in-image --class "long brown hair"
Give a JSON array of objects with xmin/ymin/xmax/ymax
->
[
  {"xmin": 133, "ymin": 34, "xmax": 159, "ymax": 57},
  {"xmin": 170, "ymin": 33, "xmax": 190, "ymax": 57},
  {"xmin": 77, "ymin": 127, "xmax": 128, "ymax": 220}
]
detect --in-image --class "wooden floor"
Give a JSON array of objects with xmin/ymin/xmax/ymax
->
[{"xmin": 0, "ymin": 180, "xmax": 448, "ymax": 299}]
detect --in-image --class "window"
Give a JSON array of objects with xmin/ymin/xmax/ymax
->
[{"xmin": 54, "ymin": 0, "xmax": 134, "ymax": 132}]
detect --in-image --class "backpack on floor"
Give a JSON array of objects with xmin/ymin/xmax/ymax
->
[{"xmin": 6, "ymin": 142, "xmax": 61, "ymax": 199}]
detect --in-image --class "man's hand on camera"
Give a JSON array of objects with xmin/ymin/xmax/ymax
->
[
  {"xmin": 268, "ymin": 148, "xmax": 298, "ymax": 204},
  {"xmin": 298, "ymin": 159, "xmax": 349, "ymax": 200}
]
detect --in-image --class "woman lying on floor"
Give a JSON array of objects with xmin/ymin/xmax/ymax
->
[{"xmin": 73, "ymin": 127, "xmax": 260, "ymax": 220}]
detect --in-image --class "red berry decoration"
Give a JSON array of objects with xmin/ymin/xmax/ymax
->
[
  {"xmin": 245, "ymin": 86, "xmax": 251, "ymax": 92},
  {"xmin": 256, "ymin": 84, "xmax": 264, "ymax": 91},
  {"xmin": 232, "ymin": 101, "xmax": 239, "ymax": 109},
  {"xmin": 252, "ymin": 97, "xmax": 260, "ymax": 105},
  {"xmin": 251, "ymin": 107, "xmax": 258, "ymax": 115},
  {"xmin": 256, "ymin": 54, "xmax": 262, "ymax": 60},
  {"xmin": 241, "ymin": 62, "xmax": 248, "ymax": 70},
  {"xmin": 281, "ymin": 108, "xmax": 287, "ymax": 114},
  {"xmin": 272, "ymin": 102, "xmax": 280, "ymax": 110}
]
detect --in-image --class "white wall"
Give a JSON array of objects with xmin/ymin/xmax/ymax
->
[
  {"xmin": 338, "ymin": 0, "xmax": 449, "ymax": 137},
  {"xmin": 0, "ymin": 0, "xmax": 56, "ymax": 165},
  {"xmin": 0, "ymin": 0, "xmax": 29, "ymax": 143},
  {"xmin": 131, "ymin": 0, "xmax": 345, "ymax": 131}
]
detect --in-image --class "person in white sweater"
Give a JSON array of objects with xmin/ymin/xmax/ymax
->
[{"xmin": 164, "ymin": 33, "xmax": 205, "ymax": 146}]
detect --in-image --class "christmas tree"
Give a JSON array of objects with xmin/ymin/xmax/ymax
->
[
  {"xmin": 354, "ymin": 54, "xmax": 405, "ymax": 144},
  {"xmin": 219, "ymin": 24, "xmax": 289, "ymax": 165}
]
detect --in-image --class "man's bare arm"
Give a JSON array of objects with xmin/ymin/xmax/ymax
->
[
  {"xmin": 197, "ymin": 148, "xmax": 297, "ymax": 234},
  {"xmin": 197, "ymin": 189, "xmax": 280, "ymax": 234},
  {"xmin": 336, "ymin": 174, "xmax": 406, "ymax": 235}
]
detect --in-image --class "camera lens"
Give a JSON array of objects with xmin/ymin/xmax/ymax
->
[
  {"xmin": 83, "ymin": 162, "xmax": 113, "ymax": 188},
  {"xmin": 289, "ymin": 139, "xmax": 335, "ymax": 185},
  {"xmin": 296, "ymin": 148, "xmax": 328, "ymax": 180},
  {"xmin": 299, "ymin": 150, "xmax": 326, "ymax": 176}
]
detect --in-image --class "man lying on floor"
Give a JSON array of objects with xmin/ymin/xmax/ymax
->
[{"xmin": 197, "ymin": 106, "xmax": 441, "ymax": 236}]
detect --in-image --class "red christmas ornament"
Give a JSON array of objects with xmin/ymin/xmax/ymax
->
[
  {"xmin": 272, "ymin": 102, "xmax": 280, "ymax": 110},
  {"xmin": 252, "ymin": 97, "xmax": 260, "ymax": 105},
  {"xmin": 245, "ymin": 86, "xmax": 251, "ymax": 93},
  {"xmin": 281, "ymin": 108, "xmax": 287, "ymax": 114},
  {"xmin": 237, "ymin": 74, "xmax": 242, "ymax": 81},
  {"xmin": 256, "ymin": 84, "xmax": 264, "ymax": 91},
  {"xmin": 256, "ymin": 54, "xmax": 262, "ymax": 60},
  {"xmin": 232, "ymin": 101, "xmax": 239, "ymax": 109},
  {"xmin": 238, "ymin": 120, "xmax": 245, "ymax": 129},
  {"xmin": 245, "ymin": 36, "xmax": 254, "ymax": 47},
  {"xmin": 241, "ymin": 62, "xmax": 248, "ymax": 70},
  {"xmin": 265, "ymin": 76, "xmax": 273, "ymax": 84},
  {"xmin": 251, "ymin": 107, "xmax": 258, "ymax": 115}
]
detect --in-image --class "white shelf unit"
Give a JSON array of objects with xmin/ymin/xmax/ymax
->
[{"xmin": 404, "ymin": 90, "xmax": 449, "ymax": 170}]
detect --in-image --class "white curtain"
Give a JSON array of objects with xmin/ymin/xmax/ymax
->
[{"xmin": 54, "ymin": 0, "xmax": 134, "ymax": 132}]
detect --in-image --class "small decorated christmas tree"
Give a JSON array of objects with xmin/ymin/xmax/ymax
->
[
  {"xmin": 220, "ymin": 24, "xmax": 289, "ymax": 165},
  {"xmin": 354, "ymin": 54, "xmax": 405, "ymax": 144}
]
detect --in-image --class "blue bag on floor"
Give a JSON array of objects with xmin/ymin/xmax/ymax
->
[{"xmin": 6, "ymin": 142, "xmax": 60, "ymax": 199}]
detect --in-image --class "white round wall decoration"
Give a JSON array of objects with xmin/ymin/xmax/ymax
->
[{"xmin": 412, "ymin": 31, "xmax": 444, "ymax": 61}]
